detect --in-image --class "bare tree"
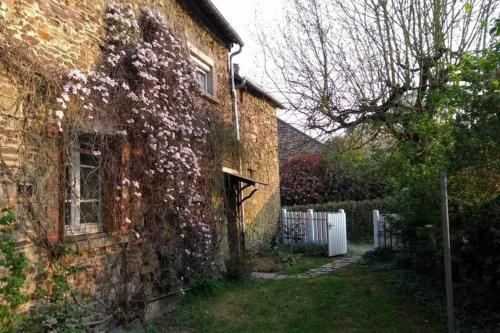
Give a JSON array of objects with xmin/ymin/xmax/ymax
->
[{"xmin": 260, "ymin": 0, "xmax": 498, "ymax": 141}]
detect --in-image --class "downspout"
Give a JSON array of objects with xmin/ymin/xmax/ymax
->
[
  {"xmin": 229, "ymin": 43, "xmax": 245, "ymax": 256},
  {"xmin": 229, "ymin": 43, "xmax": 243, "ymax": 141}
]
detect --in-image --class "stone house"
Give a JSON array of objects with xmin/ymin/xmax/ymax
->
[
  {"xmin": 277, "ymin": 118, "xmax": 322, "ymax": 163},
  {"xmin": 0, "ymin": 0, "xmax": 281, "ymax": 328}
]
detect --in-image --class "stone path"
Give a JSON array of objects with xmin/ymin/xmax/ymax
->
[{"xmin": 251, "ymin": 255, "xmax": 361, "ymax": 280}]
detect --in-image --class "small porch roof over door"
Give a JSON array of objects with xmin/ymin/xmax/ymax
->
[
  {"xmin": 222, "ymin": 167, "xmax": 267, "ymax": 204},
  {"xmin": 222, "ymin": 167, "xmax": 267, "ymax": 188}
]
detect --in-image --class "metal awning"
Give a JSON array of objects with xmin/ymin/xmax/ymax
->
[
  {"xmin": 223, "ymin": 167, "xmax": 267, "ymax": 188},
  {"xmin": 222, "ymin": 167, "xmax": 267, "ymax": 204}
]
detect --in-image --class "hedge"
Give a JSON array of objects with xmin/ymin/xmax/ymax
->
[{"xmin": 285, "ymin": 197, "xmax": 393, "ymax": 242}]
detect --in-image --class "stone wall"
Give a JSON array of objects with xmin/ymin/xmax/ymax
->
[
  {"xmin": 0, "ymin": 0, "xmax": 281, "ymax": 327},
  {"xmin": 0, "ymin": 66, "xmax": 20, "ymax": 207},
  {"xmin": 277, "ymin": 118, "xmax": 322, "ymax": 163},
  {"xmin": 238, "ymin": 89, "xmax": 281, "ymax": 255},
  {"xmin": 0, "ymin": 0, "xmax": 237, "ymax": 203}
]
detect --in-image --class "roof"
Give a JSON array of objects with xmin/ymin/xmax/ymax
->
[
  {"xmin": 277, "ymin": 118, "xmax": 323, "ymax": 163},
  {"xmin": 177, "ymin": 0, "xmax": 244, "ymax": 46},
  {"xmin": 222, "ymin": 167, "xmax": 268, "ymax": 189},
  {"xmin": 277, "ymin": 118, "xmax": 323, "ymax": 147},
  {"xmin": 235, "ymin": 74, "xmax": 284, "ymax": 109},
  {"xmin": 276, "ymin": 117, "xmax": 323, "ymax": 141},
  {"xmin": 176, "ymin": 1, "xmax": 282, "ymax": 108}
]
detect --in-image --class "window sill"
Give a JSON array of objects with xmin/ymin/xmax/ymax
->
[
  {"xmin": 64, "ymin": 233, "xmax": 130, "ymax": 252},
  {"xmin": 201, "ymin": 92, "xmax": 219, "ymax": 105}
]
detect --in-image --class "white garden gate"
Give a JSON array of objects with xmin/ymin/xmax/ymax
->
[
  {"xmin": 327, "ymin": 210, "xmax": 348, "ymax": 256},
  {"xmin": 282, "ymin": 209, "xmax": 347, "ymax": 257}
]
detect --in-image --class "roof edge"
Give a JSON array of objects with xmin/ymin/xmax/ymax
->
[
  {"xmin": 178, "ymin": 0, "xmax": 244, "ymax": 46},
  {"xmin": 236, "ymin": 74, "xmax": 284, "ymax": 109}
]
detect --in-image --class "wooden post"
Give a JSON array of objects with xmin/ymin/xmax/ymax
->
[
  {"xmin": 373, "ymin": 210, "xmax": 380, "ymax": 248},
  {"xmin": 440, "ymin": 171, "xmax": 455, "ymax": 333}
]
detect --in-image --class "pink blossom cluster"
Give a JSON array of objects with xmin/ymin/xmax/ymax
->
[{"xmin": 54, "ymin": 3, "xmax": 216, "ymax": 271}]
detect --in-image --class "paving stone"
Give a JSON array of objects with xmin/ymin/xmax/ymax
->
[
  {"xmin": 251, "ymin": 255, "xmax": 361, "ymax": 280},
  {"xmin": 251, "ymin": 272, "xmax": 279, "ymax": 279}
]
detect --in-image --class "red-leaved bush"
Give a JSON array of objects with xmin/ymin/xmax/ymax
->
[
  {"xmin": 280, "ymin": 153, "xmax": 327, "ymax": 205},
  {"xmin": 280, "ymin": 153, "xmax": 385, "ymax": 206}
]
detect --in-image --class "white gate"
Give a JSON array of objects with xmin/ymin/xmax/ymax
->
[
  {"xmin": 328, "ymin": 210, "xmax": 347, "ymax": 256},
  {"xmin": 282, "ymin": 209, "xmax": 347, "ymax": 257}
]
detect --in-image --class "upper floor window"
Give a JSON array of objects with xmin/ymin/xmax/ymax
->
[
  {"xmin": 64, "ymin": 134, "xmax": 103, "ymax": 235},
  {"xmin": 188, "ymin": 42, "xmax": 214, "ymax": 96}
]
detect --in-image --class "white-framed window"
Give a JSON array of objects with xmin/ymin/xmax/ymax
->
[
  {"xmin": 64, "ymin": 134, "xmax": 103, "ymax": 235},
  {"xmin": 188, "ymin": 42, "xmax": 215, "ymax": 96}
]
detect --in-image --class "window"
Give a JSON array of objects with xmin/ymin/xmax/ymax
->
[
  {"xmin": 64, "ymin": 134, "xmax": 103, "ymax": 235},
  {"xmin": 194, "ymin": 66, "xmax": 211, "ymax": 93},
  {"xmin": 188, "ymin": 42, "xmax": 215, "ymax": 96}
]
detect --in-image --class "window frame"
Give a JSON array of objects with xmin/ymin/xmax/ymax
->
[
  {"xmin": 64, "ymin": 135, "xmax": 104, "ymax": 236},
  {"xmin": 188, "ymin": 42, "xmax": 215, "ymax": 96}
]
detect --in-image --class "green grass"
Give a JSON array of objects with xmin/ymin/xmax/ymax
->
[
  {"xmin": 148, "ymin": 265, "xmax": 444, "ymax": 333},
  {"xmin": 280, "ymin": 256, "xmax": 332, "ymax": 275}
]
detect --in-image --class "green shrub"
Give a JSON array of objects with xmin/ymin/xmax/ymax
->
[
  {"xmin": 21, "ymin": 259, "xmax": 85, "ymax": 333},
  {"xmin": 190, "ymin": 276, "xmax": 222, "ymax": 297},
  {"xmin": 0, "ymin": 208, "xmax": 27, "ymax": 331},
  {"xmin": 284, "ymin": 244, "xmax": 327, "ymax": 257},
  {"xmin": 361, "ymin": 248, "xmax": 395, "ymax": 263},
  {"xmin": 286, "ymin": 197, "xmax": 393, "ymax": 242},
  {"xmin": 224, "ymin": 257, "xmax": 252, "ymax": 281}
]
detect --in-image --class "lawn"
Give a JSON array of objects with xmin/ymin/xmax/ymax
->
[{"xmin": 146, "ymin": 265, "xmax": 444, "ymax": 333}]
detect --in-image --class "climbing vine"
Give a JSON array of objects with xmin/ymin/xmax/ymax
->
[
  {"xmin": 55, "ymin": 3, "xmax": 219, "ymax": 272},
  {"xmin": 0, "ymin": 2, "xmax": 239, "ymax": 327}
]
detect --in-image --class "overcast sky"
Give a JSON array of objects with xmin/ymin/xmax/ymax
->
[
  {"xmin": 210, "ymin": 0, "xmax": 314, "ymax": 133},
  {"xmin": 210, "ymin": 0, "xmax": 285, "ymax": 83}
]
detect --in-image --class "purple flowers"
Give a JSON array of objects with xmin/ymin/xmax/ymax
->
[{"xmin": 53, "ymin": 3, "xmax": 217, "ymax": 271}]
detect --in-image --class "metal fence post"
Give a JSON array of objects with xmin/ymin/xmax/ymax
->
[{"xmin": 373, "ymin": 210, "xmax": 380, "ymax": 248}]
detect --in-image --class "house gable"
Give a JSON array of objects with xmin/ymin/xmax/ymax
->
[{"xmin": 277, "ymin": 118, "xmax": 322, "ymax": 163}]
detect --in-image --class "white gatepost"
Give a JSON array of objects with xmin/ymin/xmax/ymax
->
[
  {"xmin": 282, "ymin": 209, "xmax": 288, "ymax": 244},
  {"xmin": 373, "ymin": 210, "xmax": 380, "ymax": 248},
  {"xmin": 339, "ymin": 209, "xmax": 347, "ymax": 254},
  {"xmin": 307, "ymin": 209, "xmax": 315, "ymax": 243}
]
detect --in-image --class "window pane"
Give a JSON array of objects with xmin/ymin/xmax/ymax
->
[
  {"xmin": 64, "ymin": 167, "xmax": 74, "ymax": 197},
  {"xmin": 78, "ymin": 133, "xmax": 97, "ymax": 150},
  {"xmin": 80, "ymin": 152, "xmax": 99, "ymax": 167},
  {"xmin": 80, "ymin": 201, "xmax": 99, "ymax": 224},
  {"xmin": 80, "ymin": 166, "xmax": 100, "ymax": 200},
  {"xmin": 65, "ymin": 134, "xmax": 103, "ymax": 233},
  {"xmin": 64, "ymin": 201, "xmax": 72, "ymax": 225},
  {"xmin": 196, "ymin": 70, "xmax": 208, "ymax": 92}
]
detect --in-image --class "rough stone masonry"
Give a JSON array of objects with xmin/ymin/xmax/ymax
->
[{"xmin": 0, "ymin": 0, "xmax": 281, "ymax": 328}]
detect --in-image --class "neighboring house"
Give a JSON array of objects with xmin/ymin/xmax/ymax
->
[
  {"xmin": 277, "ymin": 118, "xmax": 322, "ymax": 163},
  {"xmin": 0, "ymin": 0, "xmax": 281, "ymax": 327}
]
